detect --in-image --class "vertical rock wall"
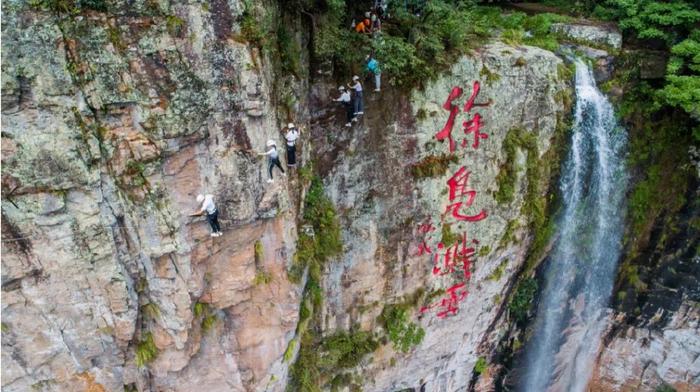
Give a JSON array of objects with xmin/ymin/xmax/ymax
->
[
  {"xmin": 307, "ymin": 42, "xmax": 570, "ymax": 391},
  {"xmin": 1, "ymin": 1, "xmax": 304, "ymax": 390}
]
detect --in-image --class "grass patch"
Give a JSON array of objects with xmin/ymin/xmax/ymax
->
[
  {"xmin": 495, "ymin": 128, "xmax": 537, "ymax": 205},
  {"xmin": 318, "ymin": 331, "xmax": 379, "ymax": 370},
  {"xmin": 135, "ymin": 332, "xmax": 157, "ymax": 367},
  {"xmin": 411, "ymin": 154, "xmax": 458, "ymax": 179},
  {"xmin": 284, "ymin": 339, "xmax": 297, "ymax": 363},
  {"xmin": 253, "ymin": 270, "xmax": 273, "ymax": 285},
  {"xmin": 254, "ymin": 239, "xmax": 264, "ymax": 266},
  {"xmin": 474, "ymin": 357, "xmax": 487, "ymax": 375},
  {"xmin": 166, "ymin": 15, "xmax": 186, "ymax": 37},
  {"xmin": 140, "ymin": 302, "xmax": 160, "ymax": 320},
  {"xmin": 440, "ymin": 223, "xmax": 461, "ymax": 248},
  {"xmin": 487, "ymin": 259, "xmax": 508, "ymax": 281},
  {"xmin": 201, "ymin": 313, "xmax": 218, "ymax": 333}
]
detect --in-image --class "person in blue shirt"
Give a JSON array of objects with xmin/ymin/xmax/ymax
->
[{"xmin": 366, "ymin": 54, "xmax": 381, "ymax": 92}]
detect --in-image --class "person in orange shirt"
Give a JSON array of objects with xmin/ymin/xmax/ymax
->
[{"xmin": 355, "ymin": 12, "xmax": 371, "ymax": 34}]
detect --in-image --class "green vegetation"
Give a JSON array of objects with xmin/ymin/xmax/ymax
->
[
  {"xmin": 289, "ymin": 176, "xmax": 343, "ymax": 283},
  {"xmin": 494, "ymin": 126, "xmax": 557, "ymax": 272},
  {"xmin": 591, "ymin": 0, "xmax": 700, "ymax": 124},
  {"xmin": 201, "ymin": 313, "xmax": 218, "ymax": 333},
  {"xmin": 1, "ymin": 323, "xmax": 9, "ymax": 333},
  {"xmin": 284, "ymin": 339, "xmax": 297, "ymax": 362},
  {"xmin": 106, "ymin": 26, "xmax": 126, "ymax": 51},
  {"xmin": 193, "ymin": 301, "xmax": 208, "ymax": 318},
  {"xmin": 295, "ymin": 1, "xmax": 571, "ymax": 88},
  {"xmin": 240, "ymin": 5, "xmax": 266, "ymax": 48},
  {"xmin": 253, "ymin": 270, "xmax": 273, "ymax": 285},
  {"xmin": 318, "ymin": 331, "xmax": 378, "ymax": 370},
  {"xmin": 166, "ymin": 15, "xmax": 186, "ymax": 37},
  {"xmin": 379, "ymin": 304, "xmax": 425, "ymax": 353},
  {"xmin": 655, "ymin": 383, "xmax": 677, "ymax": 392},
  {"xmin": 508, "ymin": 278, "xmax": 538, "ymax": 324},
  {"xmin": 140, "ymin": 302, "xmax": 160, "ymax": 320},
  {"xmin": 440, "ymin": 223, "xmax": 461, "ymax": 248},
  {"xmin": 474, "ymin": 357, "xmax": 488, "ymax": 375},
  {"xmin": 193, "ymin": 301, "xmax": 218, "ymax": 333},
  {"xmin": 276, "ymin": 24, "xmax": 302, "ymax": 77},
  {"xmin": 288, "ymin": 176, "xmax": 345, "ymax": 391},
  {"xmin": 411, "ymin": 154, "xmax": 458, "ymax": 179},
  {"xmin": 487, "ymin": 259, "xmax": 508, "ymax": 281},
  {"xmin": 254, "ymin": 240, "xmax": 264, "ymax": 265},
  {"xmin": 28, "ymin": 0, "xmax": 107, "ymax": 13},
  {"xmin": 498, "ymin": 219, "xmax": 520, "ymax": 249},
  {"xmin": 478, "ymin": 245, "xmax": 491, "ymax": 257},
  {"xmin": 135, "ymin": 332, "xmax": 157, "ymax": 367}
]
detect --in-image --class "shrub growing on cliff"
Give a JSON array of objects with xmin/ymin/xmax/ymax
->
[
  {"xmin": 508, "ymin": 278, "xmax": 538, "ymax": 324},
  {"xmin": 379, "ymin": 304, "xmax": 425, "ymax": 353},
  {"xmin": 135, "ymin": 332, "xmax": 157, "ymax": 367},
  {"xmin": 318, "ymin": 331, "xmax": 378, "ymax": 370}
]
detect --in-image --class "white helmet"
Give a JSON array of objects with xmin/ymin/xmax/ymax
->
[
  {"xmin": 352, "ymin": 75, "xmax": 359, "ymax": 81},
  {"xmin": 338, "ymin": 86, "xmax": 346, "ymax": 91},
  {"xmin": 196, "ymin": 194, "xmax": 204, "ymax": 203},
  {"xmin": 266, "ymin": 139, "xmax": 276, "ymax": 147},
  {"xmin": 288, "ymin": 122, "xmax": 295, "ymax": 129}
]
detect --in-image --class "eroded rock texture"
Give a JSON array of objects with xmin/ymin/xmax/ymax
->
[
  {"xmin": 307, "ymin": 42, "xmax": 569, "ymax": 391},
  {"xmin": 2, "ymin": 1, "xmax": 302, "ymax": 390}
]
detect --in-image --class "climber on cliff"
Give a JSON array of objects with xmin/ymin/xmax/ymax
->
[
  {"xmin": 348, "ymin": 76, "xmax": 364, "ymax": 118},
  {"xmin": 190, "ymin": 194, "xmax": 222, "ymax": 237},
  {"xmin": 258, "ymin": 139, "xmax": 285, "ymax": 183},
  {"xmin": 333, "ymin": 86, "xmax": 353, "ymax": 127},
  {"xmin": 283, "ymin": 123, "xmax": 300, "ymax": 168},
  {"xmin": 366, "ymin": 54, "xmax": 381, "ymax": 92}
]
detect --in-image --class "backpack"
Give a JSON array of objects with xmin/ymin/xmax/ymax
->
[{"xmin": 367, "ymin": 59, "xmax": 380, "ymax": 74}]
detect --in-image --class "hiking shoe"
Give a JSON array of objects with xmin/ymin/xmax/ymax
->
[
  {"xmin": 216, "ymin": 232, "xmax": 223, "ymax": 237},
  {"xmin": 357, "ymin": 111, "xmax": 364, "ymax": 115},
  {"xmin": 267, "ymin": 179, "xmax": 274, "ymax": 183},
  {"xmin": 352, "ymin": 117, "xmax": 358, "ymax": 122},
  {"xmin": 210, "ymin": 233, "xmax": 218, "ymax": 237},
  {"xmin": 345, "ymin": 122, "xmax": 352, "ymax": 127},
  {"xmin": 374, "ymin": 89, "xmax": 381, "ymax": 92}
]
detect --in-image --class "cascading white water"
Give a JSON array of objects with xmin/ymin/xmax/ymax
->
[{"xmin": 520, "ymin": 58, "xmax": 628, "ymax": 392}]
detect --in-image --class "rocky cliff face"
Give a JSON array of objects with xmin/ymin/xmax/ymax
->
[
  {"xmin": 2, "ymin": 2, "xmax": 697, "ymax": 392},
  {"xmin": 2, "ymin": 1, "xmax": 303, "ymax": 390},
  {"xmin": 305, "ymin": 42, "xmax": 569, "ymax": 391}
]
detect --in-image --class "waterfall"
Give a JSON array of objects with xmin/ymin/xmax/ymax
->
[{"xmin": 520, "ymin": 58, "xmax": 629, "ymax": 392}]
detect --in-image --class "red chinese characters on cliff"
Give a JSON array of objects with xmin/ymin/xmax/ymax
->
[
  {"xmin": 417, "ymin": 80, "xmax": 493, "ymax": 320},
  {"xmin": 420, "ymin": 282, "xmax": 468, "ymax": 318},
  {"xmin": 436, "ymin": 81, "xmax": 489, "ymax": 153},
  {"xmin": 432, "ymin": 232, "xmax": 478, "ymax": 279},
  {"xmin": 444, "ymin": 166, "xmax": 487, "ymax": 222}
]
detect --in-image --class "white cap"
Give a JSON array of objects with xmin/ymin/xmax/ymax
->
[
  {"xmin": 338, "ymin": 86, "xmax": 346, "ymax": 91},
  {"xmin": 288, "ymin": 122, "xmax": 295, "ymax": 129},
  {"xmin": 196, "ymin": 194, "xmax": 204, "ymax": 203},
  {"xmin": 266, "ymin": 139, "xmax": 276, "ymax": 147},
  {"xmin": 365, "ymin": 12, "xmax": 371, "ymax": 18},
  {"xmin": 352, "ymin": 75, "xmax": 359, "ymax": 81}
]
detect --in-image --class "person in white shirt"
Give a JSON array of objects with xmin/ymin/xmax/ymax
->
[
  {"xmin": 333, "ymin": 86, "xmax": 353, "ymax": 127},
  {"xmin": 259, "ymin": 139, "xmax": 285, "ymax": 183},
  {"xmin": 190, "ymin": 194, "xmax": 222, "ymax": 237},
  {"xmin": 284, "ymin": 123, "xmax": 300, "ymax": 167},
  {"xmin": 347, "ymin": 75, "xmax": 364, "ymax": 117}
]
